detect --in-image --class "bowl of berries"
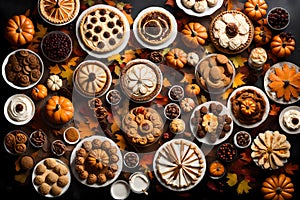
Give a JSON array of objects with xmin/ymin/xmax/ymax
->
[{"xmin": 267, "ymin": 7, "xmax": 290, "ymax": 31}]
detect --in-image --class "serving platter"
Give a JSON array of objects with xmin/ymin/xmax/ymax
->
[{"xmin": 176, "ymin": 0, "xmax": 224, "ymax": 17}]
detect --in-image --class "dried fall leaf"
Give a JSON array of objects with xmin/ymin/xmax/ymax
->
[
  {"xmin": 180, "ymin": 72, "xmax": 195, "ymax": 83},
  {"xmin": 197, "ymin": 95, "xmax": 207, "ymax": 104},
  {"xmin": 61, "ymin": 57, "xmax": 79, "ymax": 86},
  {"xmin": 48, "ymin": 64, "xmax": 62, "ymax": 75},
  {"xmin": 122, "ymin": 10, "xmax": 133, "ymax": 25},
  {"xmin": 240, "ymin": 152, "xmax": 252, "ymax": 164},
  {"xmin": 27, "ymin": 23, "xmax": 48, "ymax": 52},
  {"xmin": 111, "ymin": 121, "xmax": 120, "ymax": 134},
  {"xmin": 77, "ymin": 121, "xmax": 96, "ymax": 139},
  {"xmin": 15, "ymin": 157, "xmax": 21, "ymax": 172},
  {"xmin": 225, "ymin": 0, "xmax": 233, "ymax": 10},
  {"xmin": 204, "ymin": 43, "xmax": 216, "ymax": 54},
  {"xmin": 161, "ymin": 48, "xmax": 171, "ymax": 56},
  {"xmin": 269, "ymin": 104, "xmax": 281, "ymax": 116},
  {"xmin": 284, "ymin": 163, "xmax": 299, "ymax": 175},
  {"xmin": 15, "ymin": 173, "xmax": 29, "ymax": 184},
  {"xmin": 104, "ymin": 0, "xmax": 116, "ymax": 6},
  {"xmin": 115, "ymin": 133, "xmax": 127, "ymax": 150},
  {"xmin": 237, "ymin": 179, "xmax": 252, "ymax": 194},
  {"xmin": 165, "ymin": 0, "xmax": 176, "ymax": 8},
  {"xmin": 122, "ymin": 49, "xmax": 136, "ymax": 63},
  {"xmin": 139, "ymin": 153, "xmax": 154, "ymax": 167},
  {"xmin": 222, "ymin": 88, "xmax": 234, "ymax": 100},
  {"xmin": 114, "ymin": 65, "xmax": 121, "ymax": 76},
  {"xmin": 232, "ymin": 72, "xmax": 246, "ymax": 88},
  {"xmin": 226, "ymin": 173, "xmax": 238, "ymax": 187},
  {"xmin": 163, "ymin": 77, "xmax": 172, "ymax": 87},
  {"xmin": 229, "ymin": 55, "xmax": 247, "ymax": 68},
  {"xmin": 108, "ymin": 53, "xmax": 122, "ymax": 64}
]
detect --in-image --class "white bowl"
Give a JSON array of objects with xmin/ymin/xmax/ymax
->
[
  {"xmin": 168, "ymin": 85, "xmax": 184, "ymax": 102},
  {"xmin": 110, "ymin": 180, "xmax": 130, "ymax": 200},
  {"xmin": 267, "ymin": 7, "xmax": 290, "ymax": 31},
  {"xmin": 4, "ymin": 94, "xmax": 35, "ymax": 125},
  {"xmin": 106, "ymin": 89, "xmax": 122, "ymax": 105},
  {"xmin": 123, "ymin": 151, "xmax": 139, "ymax": 169},
  {"xmin": 29, "ymin": 129, "xmax": 47, "ymax": 148},
  {"xmin": 233, "ymin": 131, "xmax": 252, "ymax": 149},
  {"xmin": 63, "ymin": 126, "xmax": 80, "ymax": 145},
  {"xmin": 164, "ymin": 102, "xmax": 181, "ymax": 120},
  {"xmin": 2, "ymin": 49, "xmax": 44, "ymax": 90}
]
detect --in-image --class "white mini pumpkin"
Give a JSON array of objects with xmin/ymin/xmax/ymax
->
[
  {"xmin": 47, "ymin": 74, "xmax": 63, "ymax": 91},
  {"xmin": 187, "ymin": 52, "xmax": 200, "ymax": 67}
]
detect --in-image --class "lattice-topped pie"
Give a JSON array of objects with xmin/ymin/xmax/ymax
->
[
  {"xmin": 155, "ymin": 139, "xmax": 205, "ymax": 190},
  {"xmin": 73, "ymin": 60, "xmax": 111, "ymax": 98},
  {"xmin": 137, "ymin": 9, "xmax": 174, "ymax": 45},
  {"xmin": 39, "ymin": 0, "xmax": 80, "ymax": 25},
  {"xmin": 79, "ymin": 5, "xmax": 128, "ymax": 53}
]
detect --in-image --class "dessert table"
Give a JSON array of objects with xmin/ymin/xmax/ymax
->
[{"xmin": 1, "ymin": 0, "xmax": 300, "ymax": 200}]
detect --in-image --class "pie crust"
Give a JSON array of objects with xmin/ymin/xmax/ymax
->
[{"xmin": 39, "ymin": 0, "xmax": 80, "ymax": 25}]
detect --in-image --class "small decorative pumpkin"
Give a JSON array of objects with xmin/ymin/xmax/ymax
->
[
  {"xmin": 261, "ymin": 174, "xmax": 294, "ymax": 200},
  {"xmin": 240, "ymin": 99, "xmax": 256, "ymax": 115},
  {"xmin": 187, "ymin": 52, "xmax": 200, "ymax": 67},
  {"xmin": 165, "ymin": 48, "xmax": 187, "ymax": 69},
  {"xmin": 254, "ymin": 26, "xmax": 272, "ymax": 45},
  {"xmin": 45, "ymin": 95, "xmax": 74, "ymax": 124},
  {"xmin": 209, "ymin": 160, "xmax": 225, "ymax": 177},
  {"xmin": 181, "ymin": 22, "xmax": 208, "ymax": 48},
  {"xmin": 86, "ymin": 149, "xmax": 109, "ymax": 170},
  {"xmin": 180, "ymin": 97, "xmax": 196, "ymax": 112},
  {"xmin": 5, "ymin": 15, "xmax": 35, "ymax": 46},
  {"xmin": 270, "ymin": 32, "xmax": 296, "ymax": 58},
  {"xmin": 31, "ymin": 84, "xmax": 48, "ymax": 101},
  {"xmin": 47, "ymin": 74, "xmax": 63, "ymax": 91},
  {"xmin": 185, "ymin": 84, "xmax": 201, "ymax": 97},
  {"xmin": 244, "ymin": 0, "xmax": 268, "ymax": 21}
]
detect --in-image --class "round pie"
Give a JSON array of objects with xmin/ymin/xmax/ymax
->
[
  {"xmin": 120, "ymin": 59, "xmax": 163, "ymax": 103},
  {"xmin": 79, "ymin": 5, "xmax": 129, "ymax": 53},
  {"xmin": 73, "ymin": 60, "xmax": 111, "ymax": 98},
  {"xmin": 38, "ymin": 0, "xmax": 80, "ymax": 25},
  {"xmin": 209, "ymin": 10, "xmax": 254, "ymax": 54},
  {"xmin": 137, "ymin": 8, "xmax": 174, "ymax": 45}
]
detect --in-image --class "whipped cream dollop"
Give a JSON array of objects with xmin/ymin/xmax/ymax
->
[
  {"xmin": 249, "ymin": 47, "xmax": 267, "ymax": 65},
  {"xmin": 7, "ymin": 95, "xmax": 34, "ymax": 122},
  {"xmin": 283, "ymin": 110, "xmax": 300, "ymax": 130}
]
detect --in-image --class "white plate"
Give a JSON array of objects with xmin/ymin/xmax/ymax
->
[
  {"xmin": 2, "ymin": 49, "xmax": 44, "ymax": 90},
  {"xmin": 75, "ymin": 4, "xmax": 130, "ymax": 58},
  {"xmin": 37, "ymin": 0, "xmax": 80, "ymax": 26},
  {"xmin": 227, "ymin": 86, "xmax": 270, "ymax": 129},
  {"xmin": 264, "ymin": 61, "xmax": 300, "ymax": 105},
  {"xmin": 279, "ymin": 106, "xmax": 300, "ymax": 134},
  {"xmin": 153, "ymin": 138, "xmax": 206, "ymax": 192},
  {"xmin": 70, "ymin": 135, "xmax": 123, "ymax": 188},
  {"xmin": 32, "ymin": 158, "xmax": 71, "ymax": 198},
  {"xmin": 190, "ymin": 100, "xmax": 233, "ymax": 145},
  {"xmin": 4, "ymin": 94, "xmax": 35, "ymax": 126},
  {"xmin": 133, "ymin": 6, "xmax": 177, "ymax": 50},
  {"xmin": 176, "ymin": 0, "xmax": 224, "ymax": 17}
]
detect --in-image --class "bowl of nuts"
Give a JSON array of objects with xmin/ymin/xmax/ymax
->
[
  {"xmin": 51, "ymin": 140, "xmax": 66, "ymax": 156},
  {"xmin": 267, "ymin": 7, "xmax": 290, "ymax": 31},
  {"xmin": 29, "ymin": 129, "xmax": 47, "ymax": 148},
  {"xmin": 168, "ymin": 85, "xmax": 184, "ymax": 102},
  {"xmin": 233, "ymin": 131, "xmax": 251, "ymax": 149},
  {"xmin": 216, "ymin": 143, "xmax": 237, "ymax": 162},
  {"xmin": 123, "ymin": 151, "xmax": 139, "ymax": 169},
  {"xmin": 164, "ymin": 103, "xmax": 181, "ymax": 120}
]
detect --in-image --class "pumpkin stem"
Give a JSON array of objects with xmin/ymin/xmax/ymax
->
[
  {"xmin": 255, "ymin": 4, "xmax": 259, "ymax": 10},
  {"xmin": 191, "ymin": 30, "xmax": 197, "ymax": 37},
  {"xmin": 54, "ymin": 104, "xmax": 61, "ymax": 112},
  {"xmin": 174, "ymin": 54, "xmax": 178, "ymax": 59},
  {"xmin": 16, "ymin": 27, "xmax": 21, "ymax": 33},
  {"xmin": 275, "ymin": 187, "xmax": 282, "ymax": 194},
  {"xmin": 283, "ymin": 80, "xmax": 290, "ymax": 88}
]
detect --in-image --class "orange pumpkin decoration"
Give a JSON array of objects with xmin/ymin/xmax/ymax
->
[
  {"xmin": 268, "ymin": 63, "xmax": 300, "ymax": 102},
  {"xmin": 31, "ymin": 84, "xmax": 48, "ymax": 101},
  {"xmin": 5, "ymin": 15, "xmax": 35, "ymax": 46},
  {"xmin": 209, "ymin": 160, "xmax": 225, "ymax": 177},
  {"xmin": 185, "ymin": 84, "xmax": 201, "ymax": 97},
  {"xmin": 254, "ymin": 26, "xmax": 272, "ymax": 45},
  {"xmin": 45, "ymin": 95, "xmax": 74, "ymax": 124},
  {"xmin": 240, "ymin": 99, "xmax": 256, "ymax": 115},
  {"xmin": 181, "ymin": 22, "xmax": 208, "ymax": 48},
  {"xmin": 270, "ymin": 32, "xmax": 296, "ymax": 58},
  {"xmin": 244, "ymin": 0, "xmax": 268, "ymax": 21},
  {"xmin": 86, "ymin": 149, "xmax": 109, "ymax": 170},
  {"xmin": 165, "ymin": 48, "xmax": 187, "ymax": 69},
  {"xmin": 261, "ymin": 174, "xmax": 294, "ymax": 200}
]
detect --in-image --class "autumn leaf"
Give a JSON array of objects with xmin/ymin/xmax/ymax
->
[
  {"xmin": 115, "ymin": 133, "xmax": 127, "ymax": 150},
  {"xmin": 232, "ymin": 72, "xmax": 246, "ymax": 88},
  {"xmin": 122, "ymin": 10, "xmax": 133, "ymax": 25},
  {"xmin": 111, "ymin": 121, "xmax": 120, "ymax": 134},
  {"xmin": 181, "ymin": 72, "xmax": 195, "ymax": 83},
  {"xmin": 229, "ymin": 55, "xmax": 247, "ymax": 68},
  {"xmin": 60, "ymin": 57, "xmax": 79, "ymax": 86},
  {"xmin": 197, "ymin": 95, "xmax": 208, "ymax": 104},
  {"xmin": 24, "ymin": 9, "xmax": 30, "ymax": 17},
  {"xmin": 108, "ymin": 53, "xmax": 122, "ymax": 64},
  {"xmin": 165, "ymin": 0, "xmax": 176, "ymax": 7},
  {"xmin": 161, "ymin": 48, "xmax": 171, "ymax": 56},
  {"xmin": 163, "ymin": 77, "xmax": 172, "ymax": 87},
  {"xmin": 222, "ymin": 88, "xmax": 234, "ymax": 100},
  {"xmin": 114, "ymin": 65, "xmax": 121, "ymax": 76},
  {"xmin": 240, "ymin": 152, "xmax": 252, "ymax": 164},
  {"xmin": 203, "ymin": 43, "xmax": 216, "ymax": 54},
  {"xmin": 225, "ymin": 0, "xmax": 233, "ymax": 10},
  {"xmin": 26, "ymin": 23, "xmax": 48, "ymax": 52},
  {"xmin": 284, "ymin": 163, "xmax": 299, "ymax": 175},
  {"xmin": 48, "ymin": 64, "xmax": 62, "ymax": 75},
  {"xmin": 237, "ymin": 179, "xmax": 252, "ymax": 194},
  {"xmin": 139, "ymin": 153, "xmax": 154, "ymax": 168},
  {"xmin": 226, "ymin": 173, "xmax": 238, "ymax": 187},
  {"xmin": 104, "ymin": 0, "xmax": 116, "ymax": 6},
  {"xmin": 269, "ymin": 104, "xmax": 281, "ymax": 116},
  {"xmin": 122, "ymin": 49, "xmax": 136, "ymax": 63},
  {"xmin": 15, "ymin": 173, "xmax": 29, "ymax": 184},
  {"xmin": 77, "ymin": 121, "xmax": 96, "ymax": 139}
]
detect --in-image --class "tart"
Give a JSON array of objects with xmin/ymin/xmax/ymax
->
[
  {"xmin": 154, "ymin": 139, "xmax": 205, "ymax": 191},
  {"xmin": 79, "ymin": 5, "xmax": 128, "ymax": 53},
  {"xmin": 38, "ymin": 0, "xmax": 80, "ymax": 25},
  {"xmin": 137, "ymin": 9, "xmax": 173, "ymax": 45},
  {"xmin": 120, "ymin": 59, "xmax": 162, "ymax": 103},
  {"xmin": 209, "ymin": 10, "xmax": 254, "ymax": 54},
  {"xmin": 251, "ymin": 130, "xmax": 290, "ymax": 170},
  {"xmin": 122, "ymin": 106, "xmax": 164, "ymax": 146},
  {"xmin": 73, "ymin": 60, "xmax": 111, "ymax": 98}
]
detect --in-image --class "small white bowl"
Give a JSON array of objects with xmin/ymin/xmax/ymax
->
[
  {"xmin": 2, "ymin": 49, "xmax": 44, "ymax": 90},
  {"xmin": 106, "ymin": 89, "xmax": 122, "ymax": 105},
  {"xmin": 168, "ymin": 85, "xmax": 184, "ymax": 102},
  {"xmin": 267, "ymin": 7, "xmax": 290, "ymax": 31},
  {"xmin": 51, "ymin": 140, "xmax": 66, "ymax": 156},
  {"xmin": 63, "ymin": 126, "xmax": 80, "ymax": 145},
  {"xmin": 233, "ymin": 131, "xmax": 252, "ymax": 149},
  {"xmin": 123, "ymin": 151, "xmax": 139, "ymax": 169},
  {"xmin": 29, "ymin": 129, "xmax": 47, "ymax": 148},
  {"xmin": 164, "ymin": 103, "xmax": 181, "ymax": 120},
  {"xmin": 110, "ymin": 180, "xmax": 130, "ymax": 200},
  {"xmin": 4, "ymin": 94, "xmax": 35, "ymax": 125}
]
